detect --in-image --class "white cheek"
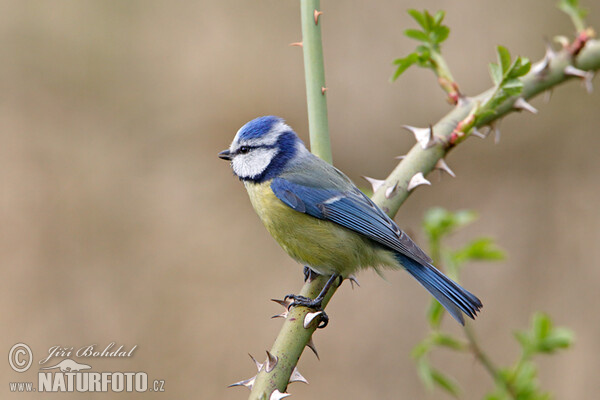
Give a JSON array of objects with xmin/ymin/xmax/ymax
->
[{"xmin": 232, "ymin": 148, "xmax": 278, "ymax": 179}]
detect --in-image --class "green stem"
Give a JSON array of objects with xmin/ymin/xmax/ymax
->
[{"xmin": 301, "ymin": 0, "xmax": 332, "ymax": 164}]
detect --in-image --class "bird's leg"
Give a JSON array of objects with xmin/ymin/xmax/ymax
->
[
  {"xmin": 303, "ymin": 266, "xmax": 321, "ymax": 282},
  {"xmin": 285, "ymin": 273, "xmax": 341, "ymax": 328}
]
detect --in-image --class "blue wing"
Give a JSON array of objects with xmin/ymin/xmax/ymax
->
[{"xmin": 270, "ymin": 176, "xmax": 432, "ymax": 266}]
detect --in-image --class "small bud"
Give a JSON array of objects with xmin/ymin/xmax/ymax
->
[
  {"xmin": 321, "ymin": 86, "xmax": 328, "ymax": 95},
  {"xmin": 270, "ymin": 389, "xmax": 292, "ymax": 400},
  {"xmin": 289, "ymin": 42, "xmax": 303, "ymax": 47},
  {"xmin": 514, "ymin": 97, "xmax": 538, "ymax": 114},
  {"xmin": 407, "ymin": 172, "xmax": 431, "ymax": 191},
  {"xmin": 362, "ymin": 176, "xmax": 385, "ymax": 193}
]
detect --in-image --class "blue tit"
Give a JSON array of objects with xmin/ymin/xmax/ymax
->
[{"xmin": 219, "ymin": 116, "xmax": 482, "ymax": 325}]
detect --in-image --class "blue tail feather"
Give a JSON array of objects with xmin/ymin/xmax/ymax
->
[{"xmin": 395, "ymin": 254, "xmax": 482, "ymax": 325}]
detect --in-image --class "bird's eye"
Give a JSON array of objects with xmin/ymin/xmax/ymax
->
[{"xmin": 238, "ymin": 146, "xmax": 251, "ymax": 154}]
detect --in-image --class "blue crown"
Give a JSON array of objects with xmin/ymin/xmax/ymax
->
[{"xmin": 237, "ymin": 116, "xmax": 283, "ymax": 141}]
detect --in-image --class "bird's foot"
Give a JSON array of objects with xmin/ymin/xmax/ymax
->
[{"xmin": 283, "ymin": 294, "xmax": 329, "ymax": 329}]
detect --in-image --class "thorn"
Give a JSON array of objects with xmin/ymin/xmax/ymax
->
[
  {"xmin": 402, "ymin": 125, "xmax": 437, "ymax": 149},
  {"xmin": 362, "ymin": 176, "xmax": 385, "ymax": 193},
  {"xmin": 289, "ymin": 42, "xmax": 303, "ymax": 47},
  {"xmin": 321, "ymin": 86, "xmax": 327, "ymax": 95},
  {"xmin": 434, "ymin": 159, "xmax": 456, "ymax": 178},
  {"xmin": 249, "ymin": 353, "xmax": 264, "ymax": 372},
  {"xmin": 564, "ymin": 66, "xmax": 594, "ymax": 93},
  {"xmin": 228, "ymin": 376, "xmax": 256, "ymax": 390},
  {"xmin": 314, "ymin": 9, "xmax": 323, "ymax": 25},
  {"xmin": 543, "ymin": 89, "xmax": 553, "ymax": 103},
  {"xmin": 265, "ymin": 351, "xmax": 278, "ymax": 373},
  {"xmin": 407, "ymin": 172, "xmax": 431, "ymax": 191},
  {"xmin": 471, "ymin": 128, "xmax": 486, "ymax": 139},
  {"xmin": 289, "ymin": 367, "xmax": 309, "ymax": 384},
  {"xmin": 385, "ymin": 181, "xmax": 398, "ymax": 198},
  {"xmin": 307, "ymin": 337, "xmax": 319, "ymax": 360},
  {"xmin": 532, "ymin": 41, "xmax": 555, "ymax": 76},
  {"xmin": 348, "ymin": 275, "xmax": 360, "ymax": 289},
  {"xmin": 513, "ymin": 97, "xmax": 538, "ymax": 114},
  {"xmin": 270, "ymin": 389, "xmax": 292, "ymax": 400},
  {"xmin": 271, "ymin": 298, "xmax": 292, "ymax": 319},
  {"xmin": 304, "ymin": 311, "xmax": 324, "ymax": 328},
  {"xmin": 394, "ymin": 155, "xmax": 406, "ymax": 160},
  {"xmin": 492, "ymin": 122, "xmax": 502, "ymax": 144}
]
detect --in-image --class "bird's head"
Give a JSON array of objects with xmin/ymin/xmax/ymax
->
[{"xmin": 219, "ymin": 116, "xmax": 306, "ymax": 183}]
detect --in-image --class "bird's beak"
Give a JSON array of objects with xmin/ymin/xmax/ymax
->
[{"xmin": 218, "ymin": 149, "xmax": 232, "ymax": 160}]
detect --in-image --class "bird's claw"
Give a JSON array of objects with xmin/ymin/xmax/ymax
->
[{"xmin": 283, "ymin": 294, "xmax": 329, "ymax": 328}]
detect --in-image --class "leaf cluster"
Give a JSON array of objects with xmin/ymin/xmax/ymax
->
[
  {"xmin": 392, "ymin": 10, "xmax": 449, "ymax": 80},
  {"xmin": 413, "ymin": 208, "xmax": 573, "ymax": 399},
  {"xmin": 485, "ymin": 313, "xmax": 574, "ymax": 400}
]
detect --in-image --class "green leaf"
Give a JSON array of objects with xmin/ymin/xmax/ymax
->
[
  {"xmin": 433, "ymin": 10, "xmax": 445, "ymax": 25},
  {"xmin": 497, "ymin": 46, "xmax": 511, "ymax": 73},
  {"xmin": 538, "ymin": 328, "xmax": 574, "ymax": 353},
  {"xmin": 427, "ymin": 299, "xmax": 445, "ymax": 328},
  {"xmin": 417, "ymin": 359, "xmax": 434, "ymax": 389},
  {"xmin": 411, "ymin": 340, "xmax": 431, "ymax": 359},
  {"xmin": 489, "ymin": 63, "xmax": 502, "ymax": 85},
  {"xmin": 533, "ymin": 313, "xmax": 552, "ymax": 340},
  {"xmin": 431, "ymin": 25, "xmax": 450, "ymax": 45},
  {"xmin": 404, "ymin": 28, "xmax": 429, "ymax": 42},
  {"xmin": 423, "ymin": 208, "xmax": 478, "ymax": 242},
  {"xmin": 392, "ymin": 53, "xmax": 419, "ymax": 80},
  {"xmin": 407, "ymin": 9, "xmax": 428, "ymax": 30},
  {"xmin": 431, "ymin": 368, "xmax": 461, "ymax": 397},
  {"xmin": 431, "ymin": 332, "xmax": 466, "ymax": 351},
  {"xmin": 454, "ymin": 238, "xmax": 505, "ymax": 262}
]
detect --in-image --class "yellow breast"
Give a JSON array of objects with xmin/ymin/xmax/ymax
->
[{"xmin": 244, "ymin": 180, "xmax": 396, "ymax": 276}]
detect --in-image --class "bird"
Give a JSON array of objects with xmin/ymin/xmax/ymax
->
[{"xmin": 219, "ymin": 116, "xmax": 482, "ymax": 326}]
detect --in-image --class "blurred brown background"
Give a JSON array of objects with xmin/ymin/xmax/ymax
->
[{"xmin": 1, "ymin": 1, "xmax": 599, "ymax": 399}]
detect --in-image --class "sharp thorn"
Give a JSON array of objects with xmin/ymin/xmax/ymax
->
[
  {"xmin": 362, "ymin": 176, "xmax": 385, "ymax": 193},
  {"xmin": 270, "ymin": 389, "xmax": 292, "ymax": 400},
  {"xmin": 407, "ymin": 172, "xmax": 431, "ymax": 191},
  {"xmin": 289, "ymin": 41, "xmax": 303, "ymax": 47},
  {"xmin": 272, "ymin": 298, "xmax": 293, "ymax": 309},
  {"xmin": 271, "ymin": 311, "xmax": 289, "ymax": 319},
  {"xmin": 289, "ymin": 367, "xmax": 309, "ymax": 384},
  {"xmin": 314, "ymin": 9, "xmax": 323, "ymax": 25},
  {"xmin": 402, "ymin": 125, "xmax": 436, "ymax": 149},
  {"xmin": 493, "ymin": 122, "xmax": 501, "ymax": 144},
  {"xmin": 265, "ymin": 351, "xmax": 278, "ymax": 373},
  {"xmin": 513, "ymin": 97, "xmax": 538, "ymax": 114},
  {"xmin": 307, "ymin": 337, "xmax": 320, "ymax": 360},
  {"xmin": 385, "ymin": 181, "xmax": 398, "ymax": 199},
  {"xmin": 564, "ymin": 66, "xmax": 594, "ymax": 93},
  {"xmin": 543, "ymin": 89, "xmax": 553, "ymax": 103},
  {"xmin": 471, "ymin": 128, "xmax": 486, "ymax": 139},
  {"xmin": 394, "ymin": 155, "xmax": 406, "ymax": 160},
  {"xmin": 321, "ymin": 86, "xmax": 327, "ymax": 95},
  {"xmin": 304, "ymin": 311, "xmax": 324, "ymax": 329},
  {"xmin": 434, "ymin": 159, "xmax": 456, "ymax": 178},
  {"xmin": 348, "ymin": 275, "xmax": 360, "ymax": 289},
  {"xmin": 248, "ymin": 353, "xmax": 264, "ymax": 372},
  {"xmin": 228, "ymin": 376, "xmax": 256, "ymax": 390}
]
